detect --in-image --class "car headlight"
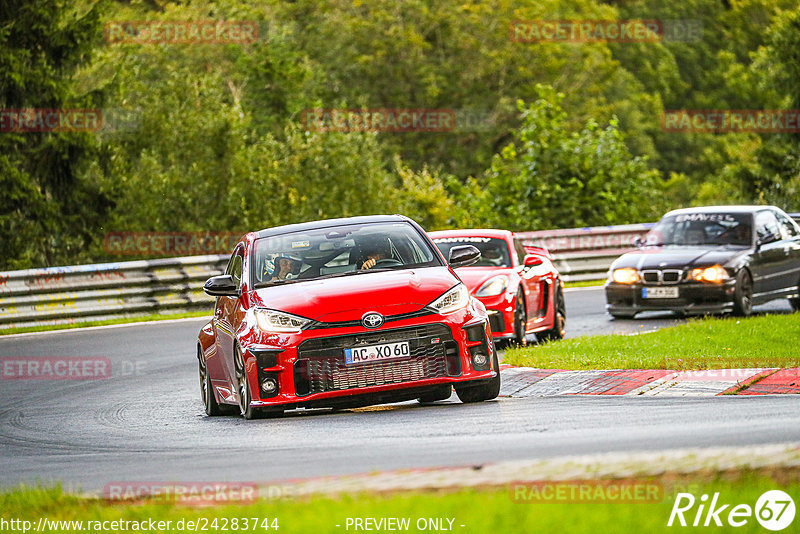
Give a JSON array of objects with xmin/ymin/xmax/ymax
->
[
  {"xmin": 612, "ymin": 267, "xmax": 640, "ymax": 284},
  {"xmin": 476, "ymin": 275, "xmax": 509, "ymax": 297},
  {"xmin": 254, "ymin": 308, "xmax": 311, "ymax": 333},
  {"xmin": 428, "ymin": 284, "xmax": 470, "ymax": 314},
  {"xmin": 688, "ymin": 265, "xmax": 729, "ymax": 283}
]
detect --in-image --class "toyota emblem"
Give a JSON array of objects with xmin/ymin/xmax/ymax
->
[{"xmin": 361, "ymin": 312, "xmax": 384, "ymax": 329}]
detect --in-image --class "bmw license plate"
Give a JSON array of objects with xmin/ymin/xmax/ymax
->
[
  {"xmin": 344, "ymin": 341, "xmax": 410, "ymax": 365},
  {"xmin": 642, "ymin": 287, "xmax": 679, "ymax": 299}
]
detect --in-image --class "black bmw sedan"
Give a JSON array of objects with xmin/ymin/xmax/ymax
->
[{"xmin": 605, "ymin": 206, "xmax": 800, "ymax": 318}]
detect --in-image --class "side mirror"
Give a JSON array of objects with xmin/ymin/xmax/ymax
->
[
  {"xmin": 633, "ymin": 236, "xmax": 645, "ymax": 248},
  {"xmin": 448, "ymin": 245, "xmax": 481, "ymax": 268},
  {"xmin": 757, "ymin": 233, "xmax": 778, "ymax": 248},
  {"xmin": 523, "ymin": 254, "xmax": 544, "ymax": 267},
  {"xmin": 203, "ymin": 274, "xmax": 239, "ymax": 297}
]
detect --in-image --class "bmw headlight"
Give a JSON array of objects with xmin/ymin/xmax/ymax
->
[
  {"xmin": 254, "ymin": 308, "xmax": 311, "ymax": 333},
  {"xmin": 611, "ymin": 267, "xmax": 640, "ymax": 284},
  {"xmin": 688, "ymin": 265, "xmax": 729, "ymax": 283},
  {"xmin": 428, "ymin": 284, "xmax": 470, "ymax": 314},
  {"xmin": 476, "ymin": 275, "xmax": 509, "ymax": 297}
]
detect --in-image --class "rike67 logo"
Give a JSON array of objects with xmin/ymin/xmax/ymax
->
[{"xmin": 668, "ymin": 490, "xmax": 796, "ymax": 531}]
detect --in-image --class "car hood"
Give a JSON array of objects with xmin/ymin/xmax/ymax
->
[
  {"xmin": 250, "ymin": 266, "xmax": 459, "ymax": 322},
  {"xmin": 452, "ymin": 267, "xmax": 515, "ymax": 294},
  {"xmin": 611, "ymin": 246, "xmax": 749, "ymax": 271}
]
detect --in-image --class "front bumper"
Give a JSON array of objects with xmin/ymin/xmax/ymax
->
[
  {"xmin": 605, "ymin": 280, "xmax": 737, "ymax": 316},
  {"xmin": 239, "ymin": 306, "xmax": 497, "ymax": 409}
]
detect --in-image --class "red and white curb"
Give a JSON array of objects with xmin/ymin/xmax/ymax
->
[{"xmin": 499, "ymin": 366, "xmax": 800, "ymax": 397}]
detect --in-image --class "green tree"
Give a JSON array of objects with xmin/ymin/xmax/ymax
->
[
  {"xmin": 471, "ymin": 86, "xmax": 661, "ymax": 230},
  {"xmin": 0, "ymin": 0, "xmax": 110, "ymax": 269}
]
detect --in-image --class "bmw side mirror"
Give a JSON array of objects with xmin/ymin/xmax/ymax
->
[
  {"xmin": 203, "ymin": 274, "xmax": 239, "ymax": 297},
  {"xmin": 757, "ymin": 233, "xmax": 778, "ymax": 248},
  {"xmin": 448, "ymin": 245, "xmax": 481, "ymax": 268}
]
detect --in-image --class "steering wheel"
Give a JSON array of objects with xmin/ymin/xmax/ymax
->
[{"xmin": 374, "ymin": 258, "xmax": 402, "ymax": 267}]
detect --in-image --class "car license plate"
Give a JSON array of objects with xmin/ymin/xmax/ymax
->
[
  {"xmin": 642, "ymin": 287, "xmax": 679, "ymax": 299},
  {"xmin": 344, "ymin": 341, "xmax": 410, "ymax": 365}
]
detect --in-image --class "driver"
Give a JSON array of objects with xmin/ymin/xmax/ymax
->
[
  {"xmin": 359, "ymin": 236, "xmax": 392, "ymax": 270},
  {"xmin": 267, "ymin": 255, "xmax": 301, "ymax": 280},
  {"xmin": 480, "ymin": 245, "xmax": 504, "ymax": 266}
]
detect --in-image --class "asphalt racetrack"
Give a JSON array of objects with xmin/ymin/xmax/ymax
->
[{"xmin": 0, "ymin": 288, "xmax": 796, "ymax": 492}]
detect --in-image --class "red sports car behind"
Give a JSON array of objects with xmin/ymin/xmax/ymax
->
[
  {"xmin": 429, "ymin": 229, "xmax": 565, "ymax": 345},
  {"xmin": 197, "ymin": 215, "xmax": 500, "ymax": 419}
]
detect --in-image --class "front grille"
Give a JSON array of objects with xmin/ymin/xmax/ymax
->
[
  {"xmin": 294, "ymin": 324, "xmax": 456, "ymax": 396},
  {"xmin": 641, "ymin": 269, "xmax": 683, "ymax": 285}
]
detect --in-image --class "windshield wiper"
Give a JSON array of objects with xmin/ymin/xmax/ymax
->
[
  {"xmin": 315, "ymin": 268, "xmax": 394, "ymax": 280},
  {"xmin": 253, "ymin": 279, "xmax": 301, "ymax": 289}
]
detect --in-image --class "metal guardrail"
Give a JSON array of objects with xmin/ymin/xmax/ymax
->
[
  {"xmin": 517, "ymin": 222, "xmax": 654, "ymax": 282},
  {"xmin": 0, "ymin": 223, "xmax": 655, "ymax": 330},
  {"xmin": 0, "ymin": 255, "xmax": 228, "ymax": 330}
]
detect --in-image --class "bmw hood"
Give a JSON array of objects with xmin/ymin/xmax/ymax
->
[
  {"xmin": 250, "ymin": 266, "xmax": 460, "ymax": 322},
  {"xmin": 611, "ymin": 246, "xmax": 749, "ymax": 271}
]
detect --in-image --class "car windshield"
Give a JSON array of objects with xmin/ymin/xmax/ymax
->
[
  {"xmin": 644, "ymin": 212, "xmax": 753, "ymax": 247},
  {"xmin": 251, "ymin": 221, "xmax": 440, "ymax": 286},
  {"xmin": 432, "ymin": 237, "xmax": 512, "ymax": 267}
]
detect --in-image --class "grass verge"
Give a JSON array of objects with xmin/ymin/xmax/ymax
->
[
  {"xmin": 0, "ymin": 310, "xmax": 211, "ymax": 336},
  {"xmin": 1, "ymin": 470, "xmax": 797, "ymax": 533},
  {"xmin": 505, "ymin": 313, "xmax": 800, "ymax": 370},
  {"xmin": 563, "ymin": 279, "xmax": 605, "ymax": 289}
]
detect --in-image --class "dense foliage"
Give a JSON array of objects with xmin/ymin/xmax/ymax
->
[{"xmin": 2, "ymin": 0, "xmax": 799, "ymax": 268}]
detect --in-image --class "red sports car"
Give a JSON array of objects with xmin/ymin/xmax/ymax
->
[
  {"xmin": 429, "ymin": 229, "xmax": 565, "ymax": 345},
  {"xmin": 197, "ymin": 215, "xmax": 500, "ymax": 419}
]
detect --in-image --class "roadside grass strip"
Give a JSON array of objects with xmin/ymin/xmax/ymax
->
[
  {"xmin": 3, "ymin": 444, "xmax": 800, "ymax": 533},
  {"xmin": 503, "ymin": 313, "xmax": 800, "ymax": 371}
]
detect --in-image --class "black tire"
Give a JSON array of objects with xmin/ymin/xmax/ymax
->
[
  {"xmin": 790, "ymin": 276, "xmax": 800, "ymax": 312},
  {"xmin": 733, "ymin": 269, "xmax": 753, "ymax": 317},
  {"xmin": 455, "ymin": 353, "xmax": 501, "ymax": 403},
  {"xmin": 234, "ymin": 345, "xmax": 268, "ymax": 420},
  {"xmin": 198, "ymin": 347, "xmax": 230, "ymax": 416},
  {"xmin": 513, "ymin": 290, "xmax": 528, "ymax": 346},
  {"xmin": 538, "ymin": 285, "xmax": 566, "ymax": 342},
  {"xmin": 417, "ymin": 384, "xmax": 453, "ymax": 404}
]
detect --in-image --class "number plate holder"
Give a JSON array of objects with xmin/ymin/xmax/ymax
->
[{"xmin": 344, "ymin": 341, "xmax": 411, "ymax": 365}]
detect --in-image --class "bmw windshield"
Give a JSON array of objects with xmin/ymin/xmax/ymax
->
[
  {"xmin": 644, "ymin": 212, "xmax": 753, "ymax": 247},
  {"xmin": 251, "ymin": 221, "xmax": 441, "ymax": 287}
]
